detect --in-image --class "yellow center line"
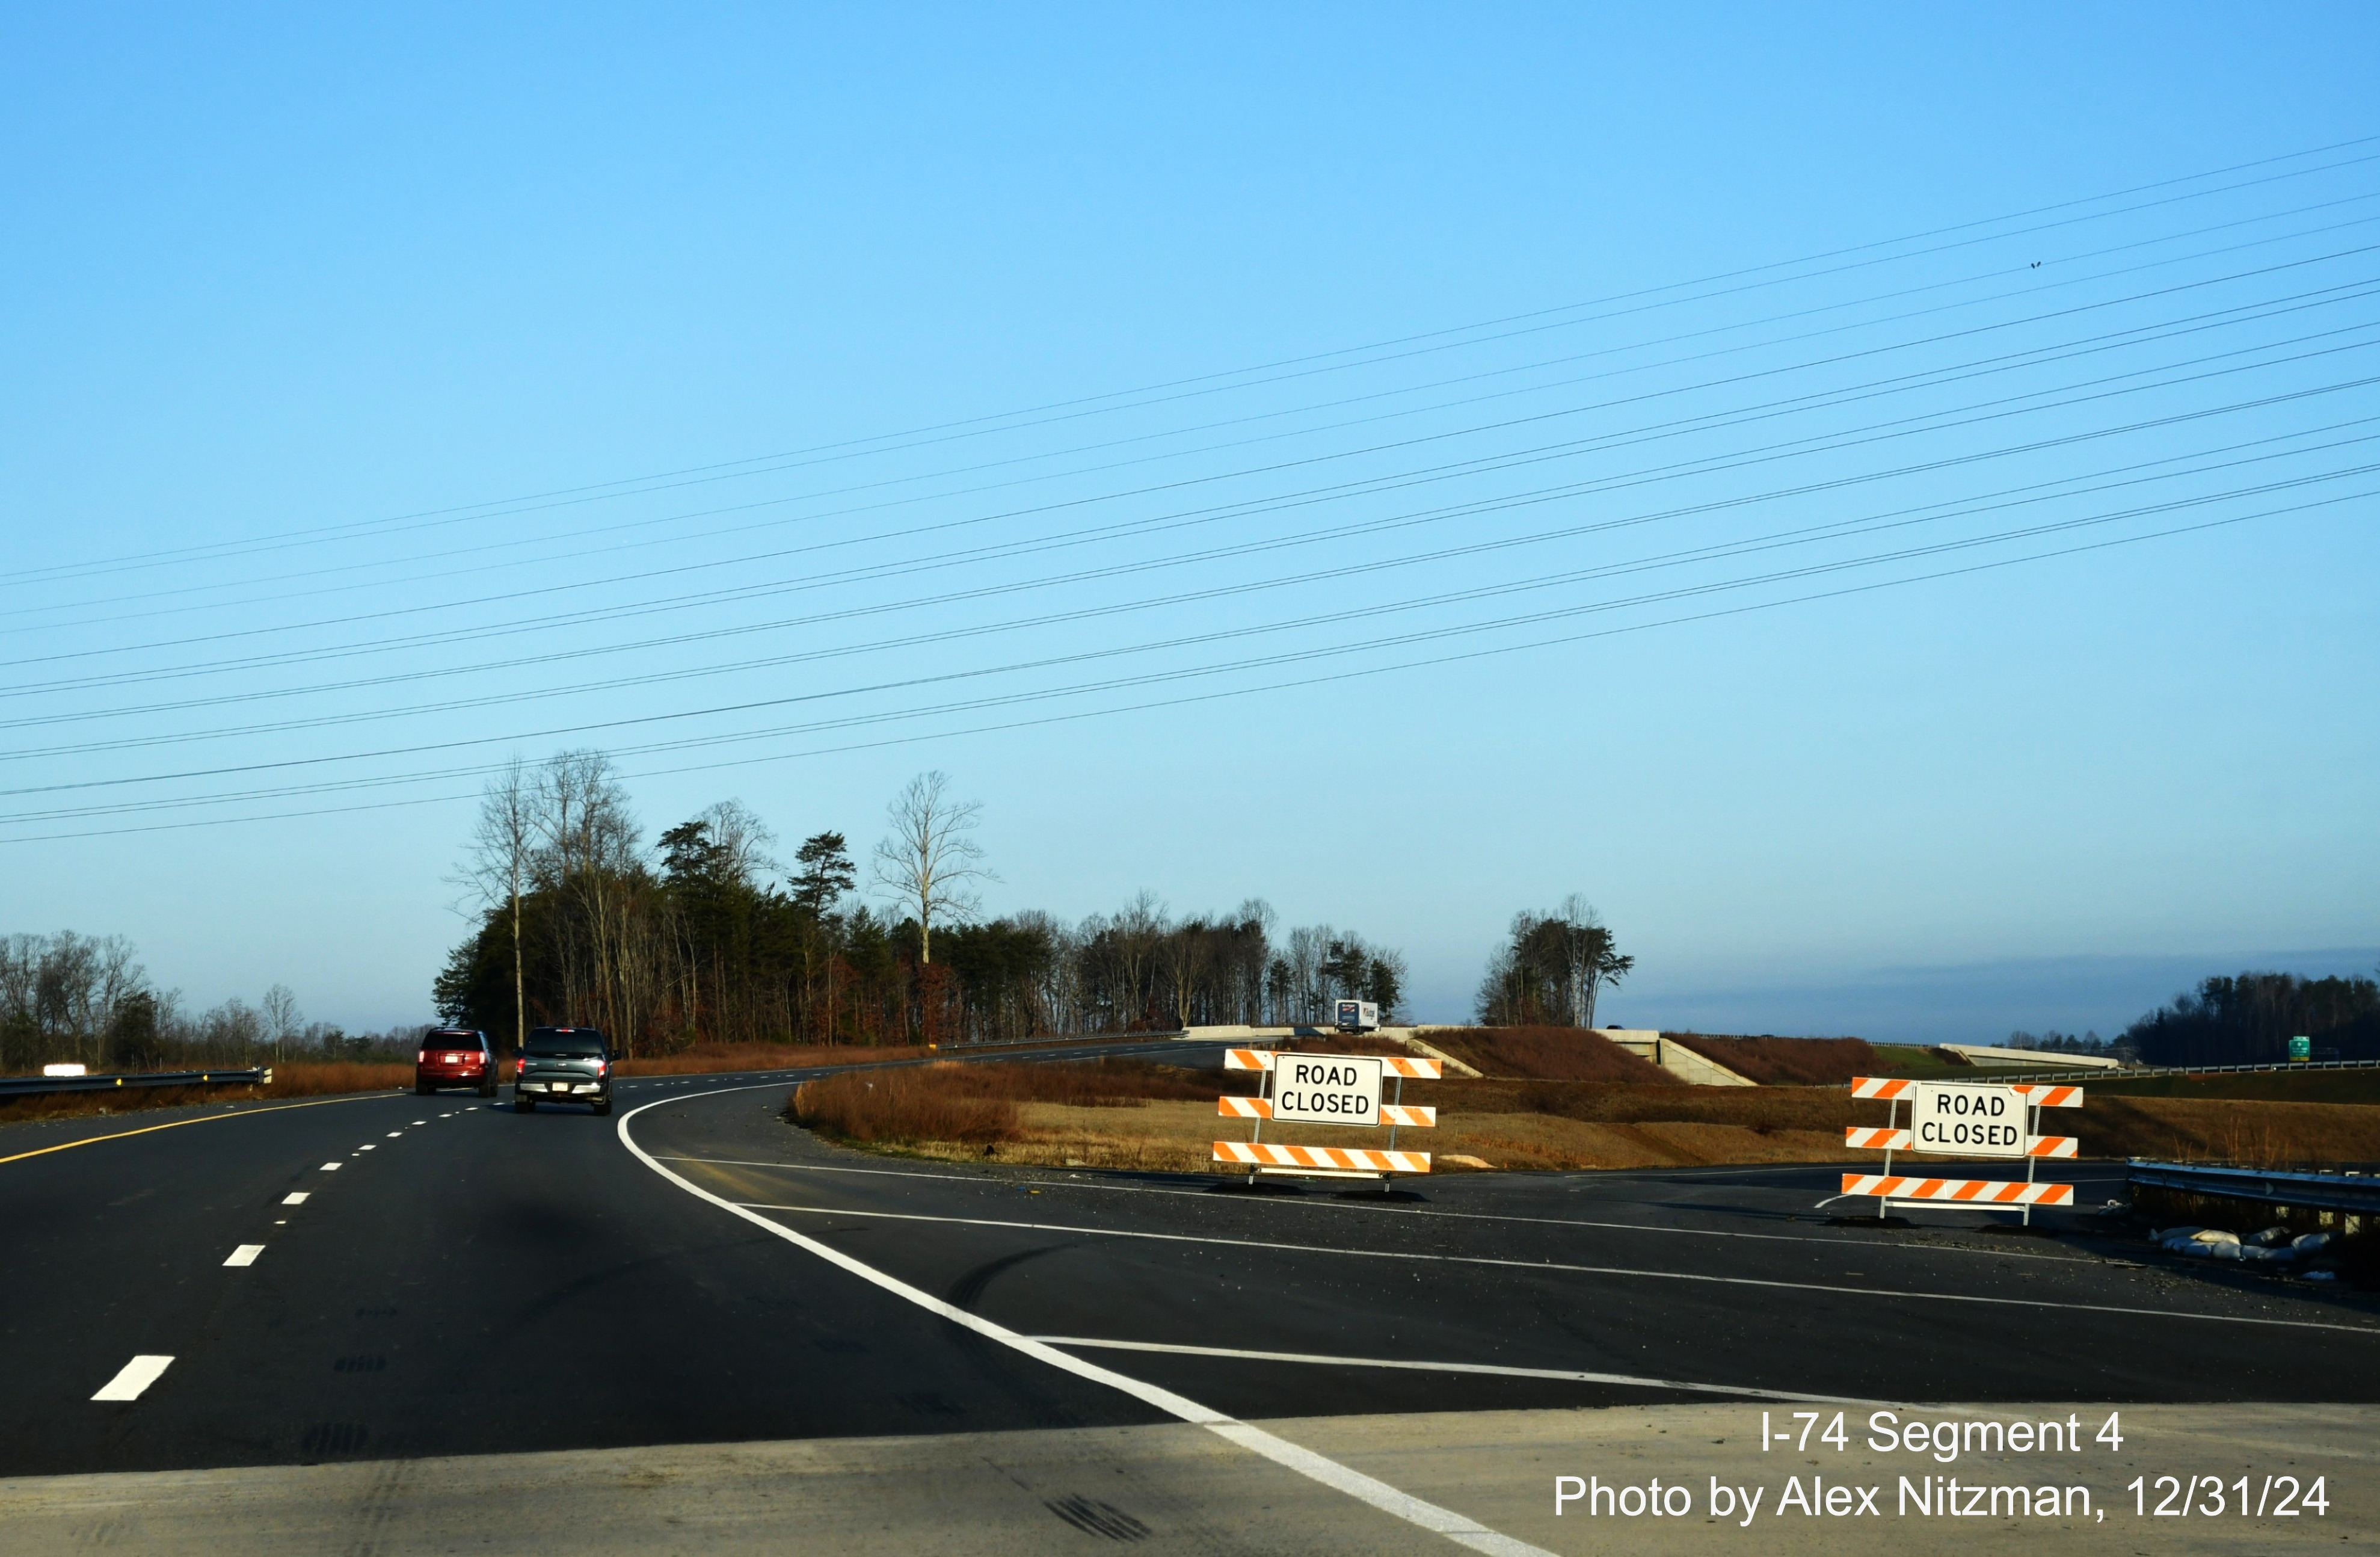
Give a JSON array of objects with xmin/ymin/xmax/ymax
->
[{"xmin": 0, "ymin": 1090, "xmax": 405, "ymax": 1167}]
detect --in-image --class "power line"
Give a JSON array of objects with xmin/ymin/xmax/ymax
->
[
  {"xmin": 10, "ymin": 461, "xmax": 2368, "ymax": 803},
  {"xmin": 13, "ymin": 138, "xmax": 2379, "ymax": 589},
  {"xmin": 4, "ymin": 481, "xmax": 2362, "ymax": 834},
  {"xmin": 19, "ymin": 430, "xmax": 2377, "ymax": 760},
  {"xmin": 13, "ymin": 336, "xmax": 2374, "ymax": 729},
  {"xmin": 15, "ymin": 253, "xmax": 2375, "ymax": 682},
  {"xmin": 20, "ymin": 189, "xmax": 2380, "ymax": 631}
]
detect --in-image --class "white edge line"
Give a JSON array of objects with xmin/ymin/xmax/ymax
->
[
  {"xmin": 734, "ymin": 1200, "xmax": 2380, "ymax": 1337},
  {"xmin": 1029, "ymin": 1336, "xmax": 1876, "ymax": 1406},
  {"xmin": 91, "ymin": 1354, "xmax": 173, "ymax": 1402},
  {"xmin": 648, "ymin": 1153, "xmax": 2094, "ymax": 1264},
  {"xmin": 617, "ymin": 1083, "xmax": 1552, "ymax": 1557}
]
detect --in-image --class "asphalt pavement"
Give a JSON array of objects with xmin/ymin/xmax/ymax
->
[{"xmin": 3, "ymin": 1047, "xmax": 2375, "ymax": 1553}]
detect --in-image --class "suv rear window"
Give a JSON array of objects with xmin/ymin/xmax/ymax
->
[
  {"xmin": 429, "ymin": 1032, "xmax": 483, "ymax": 1050},
  {"xmin": 524, "ymin": 1030, "xmax": 605, "ymax": 1058}
]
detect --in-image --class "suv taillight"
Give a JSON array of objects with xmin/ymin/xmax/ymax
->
[
  {"xmin": 417, "ymin": 1050, "xmax": 428, "ymax": 1064},
  {"xmin": 594, "ymin": 1059, "xmax": 607, "ymax": 1076}
]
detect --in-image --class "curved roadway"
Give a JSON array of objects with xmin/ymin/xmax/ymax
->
[{"xmin": 2, "ymin": 1044, "xmax": 2373, "ymax": 1553}]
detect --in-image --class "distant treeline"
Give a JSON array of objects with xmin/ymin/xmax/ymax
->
[
  {"xmin": 435, "ymin": 753, "xmax": 1413, "ymax": 1052},
  {"xmin": 1474, "ymin": 896, "xmax": 1634, "ymax": 1028},
  {"xmin": 2120, "ymin": 970, "xmax": 2380, "ymax": 1067},
  {"xmin": 0, "ymin": 930, "xmax": 422, "ymax": 1075}
]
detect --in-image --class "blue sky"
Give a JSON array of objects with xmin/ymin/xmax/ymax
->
[{"xmin": 3, "ymin": 5, "xmax": 2375, "ymax": 1037}]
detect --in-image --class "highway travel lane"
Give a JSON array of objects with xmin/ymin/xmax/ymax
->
[
  {"xmin": 6, "ymin": 1058, "xmax": 2378, "ymax": 1555},
  {"xmin": 0, "ymin": 1074, "xmax": 1164, "ymax": 1478}
]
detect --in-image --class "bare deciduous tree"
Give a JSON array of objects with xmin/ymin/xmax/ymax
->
[
  {"xmin": 261, "ymin": 984, "xmax": 301, "ymax": 1059},
  {"xmin": 532, "ymin": 749, "xmax": 653, "ymax": 1053},
  {"xmin": 455, "ymin": 757, "xmax": 537, "ymax": 1055},
  {"xmin": 870, "ymin": 771, "xmax": 992, "ymax": 965}
]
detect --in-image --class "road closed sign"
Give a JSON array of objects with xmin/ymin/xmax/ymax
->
[
  {"xmin": 1909, "ymin": 1081, "xmax": 2026, "ymax": 1158},
  {"xmin": 1270, "ymin": 1053, "xmax": 1385, "ymax": 1125}
]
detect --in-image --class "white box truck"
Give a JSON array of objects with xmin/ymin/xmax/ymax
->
[{"xmin": 1333, "ymin": 999, "xmax": 1380, "ymax": 1032}]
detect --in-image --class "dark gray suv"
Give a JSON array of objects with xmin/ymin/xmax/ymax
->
[{"xmin": 514, "ymin": 1026, "xmax": 613, "ymax": 1115}]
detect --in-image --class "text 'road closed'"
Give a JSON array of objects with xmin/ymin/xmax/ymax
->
[
  {"xmin": 1270, "ymin": 1055, "xmax": 1384, "ymax": 1125},
  {"xmin": 1910, "ymin": 1082, "xmax": 2026, "ymax": 1158}
]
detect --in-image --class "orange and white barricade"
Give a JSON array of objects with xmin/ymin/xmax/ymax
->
[
  {"xmin": 1216, "ymin": 1096, "xmax": 1438, "ymax": 1129},
  {"xmin": 1840, "ymin": 1173, "xmax": 2073, "ymax": 1207},
  {"xmin": 1844, "ymin": 1076, "xmax": 2083, "ymax": 1221},
  {"xmin": 1215, "ymin": 1046, "xmax": 1441, "ymax": 1180},
  {"xmin": 1213, "ymin": 1141, "xmax": 1431, "ymax": 1174}
]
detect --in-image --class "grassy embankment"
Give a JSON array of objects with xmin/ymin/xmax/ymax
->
[{"xmin": 790, "ymin": 1028, "xmax": 2380, "ymax": 1173}]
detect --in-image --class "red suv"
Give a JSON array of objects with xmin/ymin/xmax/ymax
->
[{"xmin": 417, "ymin": 1029, "xmax": 496, "ymax": 1096}]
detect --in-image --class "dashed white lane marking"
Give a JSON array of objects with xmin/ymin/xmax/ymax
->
[
  {"xmin": 355, "ymin": 1144, "xmax": 374, "ymax": 1152},
  {"xmin": 223, "ymin": 1244, "xmax": 265, "ymax": 1268},
  {"xmin": 623, "ymin": 1091, "xmax": 1552, "ymax": 1557},
  {"xmin": 319, "ymin": 1162, "xmax": 342, "ymax": 1171},
  {"xmin": 91, "ymin": 1355, "xmax": 174, "ymax": 1402},
  {"xmin": 1030, "ymin": 1336, "xmax": 1870, "ymax": 1405},
  {"xmin": 282, "ymin": 1192, "xmax": 309, "ymax": 1204},
  {"xmin": 412, "ymin": 1120, "xmax": 427, "ymax": 1125},
  {"xmin": 734, "ymin": 1201, "xmax": 2380, "ymax": 1337},
  {"xmin": 386, "ymin": 1131, "xmax": 403, "ymax": 1138}
]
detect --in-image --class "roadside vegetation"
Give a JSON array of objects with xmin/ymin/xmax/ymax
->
[
  {"xmin": 1, "ymin": 930, "xmax": 431, "ymax": 1084},
  {"xmin": 786, "ymin": 1043, "xmax": 2380, "ymax": 1175},
  {"xmin": 0, "ymin": 1043, "xmax": 962, "ymax": 1129},
  {"xmin": 1663, "ymin": 1033, "xmax": 1879, "ymax": 1084},
  {"xmin": 436, "ymin": 754, "xmax": 1415, "ymax": 1053},
  {"xmin": 0, "ymin": 1061, "xmax": 414, "ymax": 1127},
  {"xmin": 1416, "ymin": 1026, "xmax": 1673, "ymax": 1083}
]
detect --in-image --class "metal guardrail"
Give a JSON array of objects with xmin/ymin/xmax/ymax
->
[
  {"xmin": 1836, "ymin": 1058, "xmax": 2380, "ymax": 1088},
  {"xmin": 0, "ymin": 1067, "xmax": 273, "ymax": 1099},
  {"xmin": 2128, "ymin": 1158, "xmax": 2380, "ymax": 1215}
]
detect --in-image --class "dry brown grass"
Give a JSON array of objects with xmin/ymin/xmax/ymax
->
[
  {"xmin": 1664, "ymin": 1032, "xmax": 1880, "ymax": 1085},
  {"xmin": 0, "ymin": 1041, "xmax": 969, "ymax": 1129},
  {"xmin": 792, "ymin": 1067, "xmax": 1018, "ymax": 1144},
  {"xmin": 783, "ymin": 1060, "xmax": 2380, "ymax": 1175},
  {"xmin": 792, "ymin": 1058, "xmax": 1225, "ymax": 1148},
  {"xmin": 0, "ymin": 1060, "xmax": 411, "ymax": 1127},
  {"xmin": 1417, "ymin": 1026, "xmax": 1676, "ymax": 1083},
  {"xmin": 265, "ymin": 1061, "xmax": 414, "ymax": 1096},
  {"xmin": 2085, "ymin": 1094, "xmax": 2380, "ymax": 1167},
  {"xmin": 616, "ymin": 1043, "xmax": 936, "ymax": 1076}
]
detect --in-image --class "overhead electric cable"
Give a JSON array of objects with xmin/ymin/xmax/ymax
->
[
  {"xmin": 11, "ymin": 136, "xmax": 2378, "ymax": 587},
  {"xmin": 13, "ymin": 253, "xmax": 2375, "ymax": 680},
  {"xmin": 4, "ymin": 481, "xmax": 2362, "ymax": 830},
  {"xmin": 18, "ymin": 433, "xmax": 2376, "ymax": 758},
  {"xmin": 19, "ymin": 189, "xmax": 2380, "ymax": 631}
]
